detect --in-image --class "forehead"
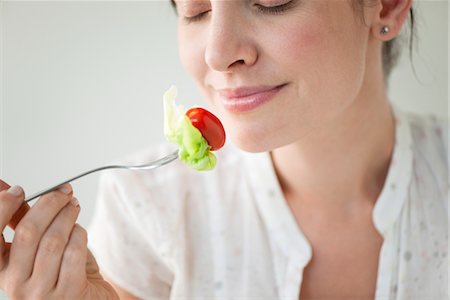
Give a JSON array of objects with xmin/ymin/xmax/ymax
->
[{"xmin": 171, "ymin": 0, "xmax": 360, "ymax": 11}]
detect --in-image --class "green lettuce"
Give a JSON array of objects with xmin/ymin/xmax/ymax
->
[{"xmin": 163, "ymin": 86, "xmax": 217, "ymax": 171}]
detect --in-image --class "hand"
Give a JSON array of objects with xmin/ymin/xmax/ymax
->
[{"xmin": 0, "ymin": 180, "xmax": 119, "ymax": 300}]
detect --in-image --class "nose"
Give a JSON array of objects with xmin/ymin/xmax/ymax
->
[{"xmin": 204, "ymin": 11, "xmax": 258, "ymax": 73}]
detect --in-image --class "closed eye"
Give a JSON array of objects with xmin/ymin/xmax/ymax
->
[
  {"xmin": 255, "ymin": 0, "xmax": 295, "ymax": 14},
  {"xmin": 183, "ymin": 9, "xmax": 211, "ymax": 23}
]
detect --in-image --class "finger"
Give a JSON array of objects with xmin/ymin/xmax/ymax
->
[
  {"xmin": 9, "ymin": 202, "xmax": 30, "ymax": 230},
  {"xmin": 0, "ymin": 186, "xmax": 27, "ymax": 271},
  {"xmin": 56, "ymin": 224, "xmax": 88, "ymax": 295},
  {"xmin": 0, "ymin": 179, "xmax": 10, "ymax": 191},
  {"xmin": 85, "ymin": 248, "xmax": 101, "ymax": 278},
  {"xmin": 9, "ymin": 184, "xmax": 73, "ymax": 281},
  {"xmin": 30, "ymin": 198, "xmax": 80, "ymax": 293},
  {"xmin": 4, "ymin": 242, "xmax": 11, "ymax": 253},
  {"xmin": 0, "ymin": 242, "xmax": 12, "ymax": 276},
  {"xmin": 0, "ymin": 233, "xmax": 5, "ymax": 270},
  {"xmin": 0, "ymin": 187, "xmax": 25, "ymax": 231},
  {"xmin": 0, "ymin": 240, "xmax": 12, "ymax": 280},
  {"xmin": 0, "ymin": 178, "xmax": 31, "ymax": 230}
]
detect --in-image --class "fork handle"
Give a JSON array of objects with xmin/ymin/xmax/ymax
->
[{"xmin": 24, "ymin": 150, "xmax": 179, "ymax": 203}]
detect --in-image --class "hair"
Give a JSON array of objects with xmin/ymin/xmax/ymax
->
[{"xmin": 171, "ymin": 0, "xmax": 416, "ymax": 79}]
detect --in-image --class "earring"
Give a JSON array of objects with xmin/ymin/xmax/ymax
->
[{"xmin": 380, "ymin": 26, "xmax": 390, "ymax": 35}]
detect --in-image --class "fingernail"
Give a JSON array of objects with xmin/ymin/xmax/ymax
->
[
  {"xmin": 7, "ymin": 185, "xmax": 23, "ymax": 197},
  {"xmin": 70, "ymin": 197, "xmax": 79, "ymax": 207},
  {"xmin": 58, "ymin": 184, "xmax": 72, "ymax": 195}
]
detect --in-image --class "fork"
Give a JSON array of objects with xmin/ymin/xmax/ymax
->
[{"xmin": 24, "ymin": 150, "xmax": 179, "ymax": 203}]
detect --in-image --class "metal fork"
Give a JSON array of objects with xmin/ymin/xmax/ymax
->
[{"xmin": 24, "ymin": 150, "xmax": 179, "ymax": 203}]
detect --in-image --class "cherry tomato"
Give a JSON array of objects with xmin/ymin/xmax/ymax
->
[{"xmin": 186, "ymin": 107, "xmax": 226, "ymax": 151}]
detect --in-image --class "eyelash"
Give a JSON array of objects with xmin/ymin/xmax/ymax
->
[
  {"xmin": 255, "ymin": 1, "xmax": 295, "ymax": 14},
  {"xmin": 184, "ymin": 11, "xmax": 210, "ymax": 24},
  {"xmin": 183, "ymin": 0, "xmax": 294, "ymax": 24}
]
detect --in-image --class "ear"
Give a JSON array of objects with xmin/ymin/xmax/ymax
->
[{"xmin": 372, "ymin": 0, "xmax": 412, "ymax": 41}]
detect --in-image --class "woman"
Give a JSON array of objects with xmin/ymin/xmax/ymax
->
[{"xmin": 0, "ymin": 0, "xmax": 447, "ymax": 299}]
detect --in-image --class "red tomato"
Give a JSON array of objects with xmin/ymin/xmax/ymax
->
[{"xmin": 186, "ymin": 107, "xmax": 226, "ymax": 151}]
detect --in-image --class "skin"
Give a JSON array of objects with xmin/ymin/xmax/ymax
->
[
  {"xmin": 175, "ymin": 0, "xmax": 412, "ymax": 298},
  {"xmin": 0, "ymin": 0, "xmax": 411, "ymax": 299},
  {"xmin": 175, "ymin": 0, "xmax": 407, "ymax": 193},
  {"xmin": 0, "ymin": 180, "xmax": 119, "ymax": 299}
]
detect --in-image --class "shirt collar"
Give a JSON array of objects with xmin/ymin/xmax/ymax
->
[
  {"xmin": 372, "ymin": 103, "xmax": 414, "ymax": 236},
  {"xmin": 243, "ymin": 102, "xmax": 413, "ymax": 243}
]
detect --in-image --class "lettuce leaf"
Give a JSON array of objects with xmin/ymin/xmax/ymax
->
[{"xmin": 163, "ymin": 86, "xmax": 217, "ymax": 171}]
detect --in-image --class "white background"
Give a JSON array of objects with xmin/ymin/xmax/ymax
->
[{"xmin": 0, "ymin": 1, "xmax": 448, "ymax": 299}]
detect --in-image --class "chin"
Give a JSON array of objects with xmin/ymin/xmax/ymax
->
[
  {"xmin": 221, "ymin": 113, "xmax": 292, "ymax": 152},
  {"xmin": 233, "ymin": 140, "xmax": 268, "ymax": 153},
  {"xmin": 228, "ymin": 128, "xmax": 285, "ymax": 153}
]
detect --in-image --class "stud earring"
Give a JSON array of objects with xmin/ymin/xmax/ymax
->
[{"xmin": 380, "ymin": 26, "xmax": 390, "ymax": 35}]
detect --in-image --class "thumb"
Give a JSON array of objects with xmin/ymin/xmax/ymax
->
[{"xmin": 86, "ymin": 248, "xmax": 102, "ymax": 279}]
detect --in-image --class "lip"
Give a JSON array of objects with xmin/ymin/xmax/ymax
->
[{"xmin": 217, "ymin": 84, "xmax": 287, "ymax": 113}]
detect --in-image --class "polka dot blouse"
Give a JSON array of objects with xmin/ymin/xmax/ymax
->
[{"xmin": 89, "ymin": 105, "xmax": 448, "ymax": 299}]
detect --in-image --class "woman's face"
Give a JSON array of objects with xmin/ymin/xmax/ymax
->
[{"xmin": 176, "ymin": 0, "xmax": 378, "ymax": 152}]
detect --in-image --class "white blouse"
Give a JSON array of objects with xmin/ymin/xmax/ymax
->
[{"xmin": 88, "ymin": 105, "xmax": 448, "ymax": 299}]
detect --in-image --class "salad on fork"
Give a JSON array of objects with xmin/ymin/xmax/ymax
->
[{"xmin": 25, "ymin": 86, "xmax": 226, "ymax": 202}]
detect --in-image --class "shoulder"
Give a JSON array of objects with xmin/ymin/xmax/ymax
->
[
  {"xmin": 109, "ymin": 142, "xmax": 247, "ymax": 194},
  {"xmin": 104, "ymin": 143, "xmax": 244, "ymax": 188},
  {"xmin": 400, "ymin": 110, "xmax": 448, "ymax": 172},
  {"xmin": 404, "ymin": 111, "xmax": 448, "ymax": 157},
  {"xmin": 400, "ymin": 110, "xmax": 448, "ymax": 209},
  {"xmin": 404, "ymin": 112, "xmax": 449, "ymax": 146},
  {"xmin": 98, "ymin": 142, "xmax": 250, "ymax": 237}
]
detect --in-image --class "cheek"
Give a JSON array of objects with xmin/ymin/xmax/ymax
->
[
  {"xmin": 282, "ymin": 23, "xmax": 324, "ymax": 55},
  {"xmin": 178, "ymin": 29, "xmax": 207, "ymax": 87},
  {"xmin": 274, "ymin": 16, "xmax": 368, "ymax": 121}
]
